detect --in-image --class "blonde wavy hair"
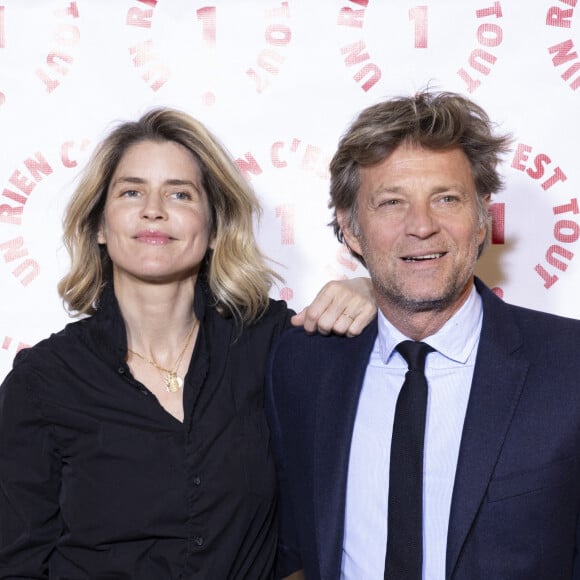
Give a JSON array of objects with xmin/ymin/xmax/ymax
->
[{"xmin": 58, "ymin": 108, "xmax": 281, "ymax": 324}]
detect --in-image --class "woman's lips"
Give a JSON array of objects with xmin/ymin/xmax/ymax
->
[{"xmin": 134, "ymin": 230, "xmax": 173, "ymax": 244}]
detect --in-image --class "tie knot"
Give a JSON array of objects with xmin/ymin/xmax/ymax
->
[{"xmin": 396, "ymin": 340, "xmax": 433, "ymax": 372}]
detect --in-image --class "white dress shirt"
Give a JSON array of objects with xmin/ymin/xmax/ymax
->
[{"xmin": 341, "ymin": 285, "xmax": 483, "ymax": 579}]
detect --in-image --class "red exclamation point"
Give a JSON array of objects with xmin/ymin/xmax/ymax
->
[
  {"xmin": 275, "ymin": 205, "xmax": 295, "ymax": 245},
  {"xmin": 490, "ymin": 202, "xmax": 505, "ymax": 245},
  {"xmin": 489, "ymin": 202, "xmax": 505, "ymax": 297},
  {"xmin": 409, "ymin": 6, "xmax": 428, "ymax": 49},
  {"xmin": 0, "ymin": 6, "xmax": 6, "ymax": 106},
  {"xmin": 196, "ymin": 6, "xmax": 216, "ymax": 106}
]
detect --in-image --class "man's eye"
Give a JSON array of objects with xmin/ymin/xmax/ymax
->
[{"xmin": 121, "ymin": 190, "xmax": 140, "ymax": 198}]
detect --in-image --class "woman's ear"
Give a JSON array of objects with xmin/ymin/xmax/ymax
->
[{"xmin": 97, "ymin": 221, "xmax": 106, "ymax": 245}]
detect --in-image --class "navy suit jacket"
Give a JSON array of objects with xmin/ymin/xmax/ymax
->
[{"xmin": 266, "ymin": 279, "xmax": 580, "ymax": 579}]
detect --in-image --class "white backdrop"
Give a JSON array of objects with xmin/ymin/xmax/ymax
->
[{"xmin": 1, "ymin": 0, "xmax": 579, "ymax": 381}]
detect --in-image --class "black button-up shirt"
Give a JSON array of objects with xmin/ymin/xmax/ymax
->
[{"xmin": 0, "ymin": 279, "xmax": 292, "ymax": 579}]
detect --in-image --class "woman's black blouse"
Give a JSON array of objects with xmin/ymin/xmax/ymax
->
[{"xmin": 0, "ymin": 280, "xmax": 292, "ymax": 579}]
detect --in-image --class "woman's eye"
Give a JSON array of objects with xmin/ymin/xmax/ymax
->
[
  {"xmin": 171, "ymin": 191, "xmax": 193, "ymax": 200},
  {"xmin": 121, "ymin": 189, "xmax": 140, "ymax": 198}
]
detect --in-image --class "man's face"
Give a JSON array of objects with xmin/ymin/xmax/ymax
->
[{"xmin": 338, "ymin": 143, "xmax": 488, "ymax": 319}]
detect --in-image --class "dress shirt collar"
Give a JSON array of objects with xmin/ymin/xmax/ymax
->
[
  {"xmin": 90, "ymin": 272, "xmax": 211, "ymax": 368},
  {"xmin": 377, "ymin": 283, "xmax": 483, "ymax": 365}
]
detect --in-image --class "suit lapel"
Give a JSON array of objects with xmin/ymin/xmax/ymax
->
[
  {"xmin": 446, "ymin": 281, "xmax": 529, "ymax": 578},
  {"xmin": 313, "ymin": 319, "xmax": 378, "ymax": 580}
]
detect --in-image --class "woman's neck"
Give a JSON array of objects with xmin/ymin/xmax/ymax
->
[{"xmin": 114, "ymin": 277, "xmax": 197, "ymax": 355}]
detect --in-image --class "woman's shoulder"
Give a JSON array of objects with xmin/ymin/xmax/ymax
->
[
  {"xmin": 9, "ymin": 317, "xmax": 92, "ymax": 376},
  {"xmin": 248, "ymin": 297, "xmax": 295, "ymax": 333},
  {"xmin": 265, "ymin": 296, "xmax": 294, "ymax": 318}
]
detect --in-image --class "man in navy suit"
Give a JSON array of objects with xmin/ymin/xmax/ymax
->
[{"xmin": 266, "ymin": 90, "xmax": 580, "ymax": 579}]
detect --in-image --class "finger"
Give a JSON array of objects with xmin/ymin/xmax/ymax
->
[
  {"xmin": 315, "ymin": 277, "xmax": 374, "ymax": 318},
  {"xmin": 290, "ymin": 310, "xmax": 306, "ymax": 327},
  {"xmin": 290, "ymin": 309, "xmax": 317, "ymax": 334},
  {"xmin": 292, "ymin": 277, "xmax": 377, "ymax": 336},
  {"xmin": 294, "ymin": 305, "xmax": 370, "ymax": 336},
  {"xmin": 295, "ymin": 288, "xmax": 335, "ymax": 333},
  {"xmin": 346, "ymin": 301, "xmax": 378, "ymax": 336},
  {"xmin": 312, "ymin": 307, "xmax": 360, "ymax": 336}
]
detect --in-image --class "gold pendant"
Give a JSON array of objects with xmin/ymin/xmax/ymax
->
[{"xmin": 165, "ymin": 373, "xmax": 183, "ymax": 393}]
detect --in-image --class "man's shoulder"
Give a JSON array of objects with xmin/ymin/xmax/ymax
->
[
  {"xmin": 273, "ymin": 317, "xmax": 378, "ymax": 359},
  {"xmin": 505, "ymin": 302, "xmax": 580, "ymax": 345},
  {"xmin": 479, "ymin": 284, "xmax": 580, "ymax": 366},
  {"xmin": 478, "ymin": 277, "xmax": 580, "ymax": 338},
  {"xmin": 484, "ymin": 288, "xmax": 580, "ymax": 334},
  {"xmin": 269, "ymin": 318, "xmax": 378, "ymax": 389}
]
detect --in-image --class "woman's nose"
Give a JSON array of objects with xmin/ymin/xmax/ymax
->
[{"xmin": 141, "ymin": 194, "xmax": 167, "ymax": 220}]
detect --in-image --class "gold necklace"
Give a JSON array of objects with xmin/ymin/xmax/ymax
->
[{"xmin": 128, "ymin": 319, "xmax": 198, "ymax": 393}]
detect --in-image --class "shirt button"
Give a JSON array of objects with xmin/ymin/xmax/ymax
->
[
  {"xmin": 117, "ymin": 367, "xmax": 125, "ymax": 374},
  {"xmin": 193, "ymin": 535, "xmax": 204, "ymax": 547},
  {"xmin": 193, "ymin": 475, "xmax": 201, "ymax": 486}
]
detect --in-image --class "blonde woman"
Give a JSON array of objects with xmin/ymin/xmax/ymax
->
[{"xmin": 0, "ymin": 109, "xmax": 375, "ymax": 579}]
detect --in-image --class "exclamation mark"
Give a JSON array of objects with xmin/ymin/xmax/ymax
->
[
  {"xmin": 0, "ymin": 6, "xmax": 6, "ymax": 106},
  {"xmin": 275, "ymin": 204, "xmax": 295, "ymax": 245},
  {"xmin": 197, "ymin": 6, "xmax": 217, "ymax": 106},
  {"xmin": 490, "ymin": 202, "xmax": 505, "ymax": 245}
]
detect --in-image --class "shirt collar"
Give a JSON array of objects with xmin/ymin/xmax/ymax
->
[
  {"xmin": 377, "ymin": 284, "xmax": 483, "ymax": 365},
  {"xmin": 90, "ymin": 274, "xmax": 211, "ymax": 366}
]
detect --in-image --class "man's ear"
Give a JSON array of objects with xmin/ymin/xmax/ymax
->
[
  {"xmin": 479, "ymin": 193, "xmax": 492, "ymax": 243},
  {"xmin": 336, "ymin": 208, "xmax": 362, "ymax": 257}
]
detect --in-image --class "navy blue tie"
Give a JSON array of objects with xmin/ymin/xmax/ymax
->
[{"xmin": 385, "ymin": 340, "xmax": 433, "ymax": 580}]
